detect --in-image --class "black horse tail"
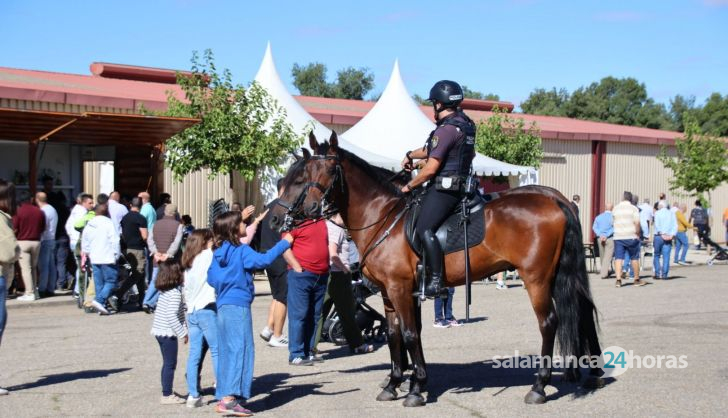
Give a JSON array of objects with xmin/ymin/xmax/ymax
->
[{"xmin": 553, "ymin": 200, "xmax": 601, "ymax": 365}]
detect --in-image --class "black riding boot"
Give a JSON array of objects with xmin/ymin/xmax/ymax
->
[{"xmin": 422, "ymin": 230, "xmax": 444, "ymax": 297}]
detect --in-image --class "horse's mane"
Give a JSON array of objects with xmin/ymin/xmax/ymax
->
[
  {"xmin": 334, "ymin": 145, "xmax": 403, "ymax": 197},
  {"xmin": 281, "ymin": 156, "xmax": 306, "ymax": 189}
]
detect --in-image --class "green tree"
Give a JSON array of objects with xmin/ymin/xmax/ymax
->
[
  {"xmin": 292, "ymin": 63, "xmax": 374, "ymax": 99},
  {"xmin": 563, "ymin": 77, "xmax": 673, "ymax": 129},
  {"xmin": 291, "ymin": 63, "xmax": 333, "ymax": 97},
  {"xmin": 520, "ymin": 88, "xmax": 569, "ymax": 116},
  {"xmin": 163, "ymin": 50, "xmax": 302, "ymax": 181},
  {"xmin": 658, "ymin": 116, "xmax": 728, "ymax": 205},
  {"xmin": 669, "ymin": 94, "xmax": 696, "ymax": 132},
  {"xmin": 334, "ymin": 67, "xmax": 374, "ymax": 100},
  {"xmin": 475, "ymin": 107, "xmax": 544, "ymax": 173},
  {"xmin": 695, "ymin": 93, "xmax": 728, "ymax": 137},
  {"xmin": 462, "ymin": 85, "xmax": 500, "ymax": 101}
]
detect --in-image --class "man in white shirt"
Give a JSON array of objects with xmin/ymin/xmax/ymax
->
[
  {"xmin": 81, "ymin": 203, "xmax": 120, "ymax": 315},
  {"xmin": 638, "ymin": 198, "xmax": 653, "ymax": 240},
  {"xmin": 107, "ymin": 191, "xmax": 128, "ymax": 236},
  {"xmin": 613, "ymin": 191, "xmax": 646, "ymax": 287},
  {"xmin": 35, "ymin": 192, "xmax": 58, "ymax": 297},
  {"xmin": 66, "ymin": 193, "xmax": 93, "ymax": 252}
]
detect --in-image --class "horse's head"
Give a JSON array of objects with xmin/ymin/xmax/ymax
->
[{"xmin": 270, "ymin": 131, "xmax": 343, "ymax": 232}]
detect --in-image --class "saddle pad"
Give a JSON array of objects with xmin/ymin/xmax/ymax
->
[{"xmin": 405, "ymin": 193, "xmax": 488, "ymax": 256}]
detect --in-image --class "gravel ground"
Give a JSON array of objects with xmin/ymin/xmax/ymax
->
[{"xmin": 1, "ymin": 260, "xmax": 726, "ymax": 417}]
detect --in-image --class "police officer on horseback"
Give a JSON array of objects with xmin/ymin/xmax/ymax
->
[{"xmin": 400, "ymin": 80, "xmax": 476, "ymax": 297}]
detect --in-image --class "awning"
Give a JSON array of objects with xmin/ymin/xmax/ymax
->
[{"xmin": 0, "ymin": 108, "xmax": 199, "ymax": 145}]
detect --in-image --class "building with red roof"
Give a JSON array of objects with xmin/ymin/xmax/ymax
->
[{"xmin": 0, "ymin": 62, "xmax": 725, "ymax": 243}]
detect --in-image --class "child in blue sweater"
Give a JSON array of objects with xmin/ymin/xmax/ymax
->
[{"xmin": 207, "ymin": 210, "xmax": 292, "ymax": 417}]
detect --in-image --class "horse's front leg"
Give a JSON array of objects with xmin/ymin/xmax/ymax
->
[
  {"xmin": 376, "ymin": 292, "xmax": 405, "ymax": 401},
  {"xmin": 389, "ymin": 287, "xmax": 428, "ymax": 407}
]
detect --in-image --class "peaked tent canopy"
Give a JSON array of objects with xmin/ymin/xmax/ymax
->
[
  {"xmin": 340, "ymin": 60, "xmax": 536, "ymax": 177},
  {"xmin": 254, "ymin": 43, "xmax": 398, "ymax": 170}
]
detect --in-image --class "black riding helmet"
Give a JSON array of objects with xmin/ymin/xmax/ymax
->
[{"xmin": 427, "ymin": 80, "xmax": 464, "ymax": 108}]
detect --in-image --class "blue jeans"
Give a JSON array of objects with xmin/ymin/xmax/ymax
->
[
  {"xmin": 187, "ymin": 307, "xmax": 219, "ymax": 398},
  {"xmin": 216, "ymin": 304, "xmax": 254, "ymax": 400},
  {"xmin": 287, "ymin": 270, "xmax": 328, "ymax": 362},
  {"xmin": 142, "ymin": 266, "xmax": 160, "ymax": 307},
  {"xmin": 0, "ymin": 276, "xmax": 7, "ymax": 345},
  {"xmin": 673, "ymin": 231, "xmax": 688, "ymax": 263},
  {"xmin": 434, "ymin": 287, "xmax": 455, "ymax": 322},
  {"xmin": 38, "ymin": 240, "xmax": 57, "ymax": 293},
  {"xmin": 92, "ymin": 264, "xmax": 118, "ymax": 305},
  {"xmin": 653, "ymin": 235, "xmax": 673, "ymax": 278}
]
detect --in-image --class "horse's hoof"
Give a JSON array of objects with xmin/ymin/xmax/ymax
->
[
  {"xmin": 378, "ymin": 376, "xmax": 390, "ymax": 389},
  {"xmin": 584, "ymin": 376, "xmax": 606, "ymax": 389},
  {"xmin": 376, "ymin": 388, "xmax": 397, "ymax": 401},
  {"xmin": 524, "ymin": 390, "xmax": 547, "ymax": 404},
  {"xmin": 402, "ymin": 394, "xmax": 426, "ymax": 407}
]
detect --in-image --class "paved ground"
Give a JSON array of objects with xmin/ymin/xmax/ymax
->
[{"xmin": 1, "ymin": 255, "xmax": 726, "ymax": 417}]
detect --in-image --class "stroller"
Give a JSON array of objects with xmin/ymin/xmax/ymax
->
[
  {"xmin": 321, "ymin": 264, "xmax": 388, "ymax": 345},
  {"xmin": 701, "ymin": 233, "xmax": 728, "ymax": 265}
]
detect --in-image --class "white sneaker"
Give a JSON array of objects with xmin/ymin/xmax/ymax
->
[
  {"xmin": 90, "ymin": 300, "xmax": 110, "ymax": 315},
  {"xmin": 268, "ymin": 335, "xmax": 289, "ymax": 348},
  {"xmin": 17, "ymin": 294, "xmax": 37, "ymax": 302},
  {"xmin": 0, "ymin": 388, "xmax": 8, "ymax": 395},
  {"xmin": 160, "ymin": 394, "xmax": 185, "ymax": 404},
  {"xmin": 186, "ymin": 395, "xmax": 202, "ymax": 408},
  {"xmin": 259, "ymin": 326, "xmax": 273, "ymax": 342},
  {"xmin": 495, "ymin": 282, "xmax": 507, "ymax": 290}
]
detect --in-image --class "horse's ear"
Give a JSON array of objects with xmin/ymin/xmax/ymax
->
[
  {"xmin": 329, "ymin": 131, "xmax": 339, "ymax": 151},
  {"xmin": 301, "ymin": 148, "xmax": 311, "ymax": 160},
  {"xmin": 292, "ymin": 152, "xmax": 302, "ymax": 162},
  {"xmin": 308, "ymin": 132, "xmax": 318, "ymax": 153}
]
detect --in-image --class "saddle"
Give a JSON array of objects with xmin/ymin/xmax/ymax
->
[{"xmin": 404, "ymin": 190, "xmax": 498, "ymax": 257}]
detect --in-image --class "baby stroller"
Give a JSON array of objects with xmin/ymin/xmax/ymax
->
[
  {"xmin": 702, "ymin": 234, "xmax": 728, "ymax": 265},
  {"xmin": 321, "ymin": 264, "xmax": 388, "ymax": 345}
]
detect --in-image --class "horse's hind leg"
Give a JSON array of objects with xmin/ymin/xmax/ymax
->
[
  {"xmin": 377, "ymin": 293, "xmax": 406, "ymax": 401},
  {"xmin": 522, "ymin": 275, "xmax": 558, "ymax": 405}
]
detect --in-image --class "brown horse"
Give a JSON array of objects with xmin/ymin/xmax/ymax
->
[{"xmin": 271, "ymin": 132, "xmax": 603, "ymax": 407}]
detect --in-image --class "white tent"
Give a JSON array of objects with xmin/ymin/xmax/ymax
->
[
  {"xmin": 340, "ymin": 60, "xmax": 537, "ymax": 180},
  {"xmin": 254, "ymin": 43, "xmax": 398, "ymax": 170}
]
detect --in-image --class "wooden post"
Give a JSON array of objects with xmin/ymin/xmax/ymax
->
[{"xmin": 29, "ymin": 139, "xmax": 39, "ymax": 196}]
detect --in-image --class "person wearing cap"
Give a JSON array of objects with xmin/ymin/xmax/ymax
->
[
  {"xmin": 142, "ymin": 203, "xmax": 184, "ymax": 312},
  {"xmin": 399, "ymin": 80, "xmax": 476, "ymax": 297}
]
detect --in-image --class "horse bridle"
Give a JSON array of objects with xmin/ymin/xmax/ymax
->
[{"xmin": 276, "ymin": 155, "xmax": 343, "ymax": 231}]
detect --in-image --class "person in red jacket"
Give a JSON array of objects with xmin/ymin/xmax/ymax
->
[
  {"xmin": 282, "ymin": 219, "xmax": 329, "ymax": 366},
  {"xmin": 12, "ymin": 191, "xmax": 45, "ymax": 301}
]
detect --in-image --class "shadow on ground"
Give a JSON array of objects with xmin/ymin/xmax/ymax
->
[
  {"xmin": 246, "ymin": 372, "xmax": 360, "ymax": 410},
  {"xmin": 341, "ymin": 358, "xmax": 614, "ymax": 405},
  {"xmin": 7, "ymin": 368, "xmax": 132, "ymax": 391}
]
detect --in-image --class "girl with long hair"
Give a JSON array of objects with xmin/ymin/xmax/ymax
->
[
  {"xmin": 207, "ymin": 211, "xmax": 293, "ymax": 416},
  {"xmin": 181, "ymin": 229, "xmax": 217, "ymax": 408}
]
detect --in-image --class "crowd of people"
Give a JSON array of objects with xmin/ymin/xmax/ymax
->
[
  {"xmin": 591, "ymin": 191, "xmax": 721, "ymax": 286},
  {"xmin": 0, "ymin": 177, "xmax": 378, "ymax": 415}
]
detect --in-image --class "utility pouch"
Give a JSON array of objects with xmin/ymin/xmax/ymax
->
[{"xmin": 435, "ymin": 176, "xmax": 462, "ymax": 192}]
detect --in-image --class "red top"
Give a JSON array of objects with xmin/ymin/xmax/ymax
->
[
  {"xmin": 283, "ymin": 219, "xmax": 330, "ymax": 275},
  {"xmin": 13, "ymin": 203, "xmax": 45, "ymax": 241}
]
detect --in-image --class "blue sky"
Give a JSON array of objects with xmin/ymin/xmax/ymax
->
[{"xmin": 1, "ymin": 0, "xmax": 727, "ymax": 108}]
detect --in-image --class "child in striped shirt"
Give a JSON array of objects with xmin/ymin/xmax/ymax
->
[{"xmin": 150, "ymin": 259, "xmax": 188, "ymax": 405}]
